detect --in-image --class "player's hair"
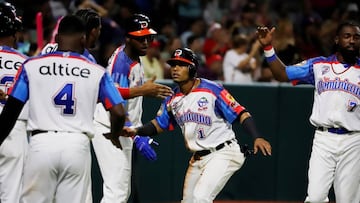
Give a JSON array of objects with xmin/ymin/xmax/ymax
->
[
  {"xmin": 74, "ymin": 8, "xmax": 101, "ymax": 37},
  {"xmin": 335, "ymin": 21, "xmax": 360, "ymax": 36},
  {"xmin": 58, "ymin": 15, "xmax": 86, "ymax": 35}
]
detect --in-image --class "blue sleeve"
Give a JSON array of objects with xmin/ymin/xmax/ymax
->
[
  {"xmin": 215, "ymin": 87, "xmax": 246, "ymax": 123},
  {"xmin": 285, "ymin": 57, "xmax": 324, "ymax": 85},
  {"xmin": 99, "ymin": 72, "xmax": 125, "ymax": 109},
  {"xmin": 110, "ymin": 54, "xmax": 131, "ymax": 88},
  {"xmin": 155, "ymin": 97, "xmax": 177, "ymax": 131},
  {"xmin": 10, "ymin": 67, "xmax": 29, "ymax": 103}
]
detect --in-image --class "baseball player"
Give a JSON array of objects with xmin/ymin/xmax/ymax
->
[
  {"xmin": 124, "ymin": 48, "xmax": 272, "ymax": 203},
  {"xmin": 0, "ymin": 15, "xmax": 126, "ymax": 203},
  {"xmin": 0, "ymin": 2, "xmax": 29, "ymax": 203},
  {"xmin": 39, "ymin": 10, "xmax": 103, "ymax": 202},
  {"xmin": 92, "ymin": 13, "xmax": 173, "ymax": 202},
  {"xmin": 256, "ymin": 21, "xmax": 360, "ymax": 203}
]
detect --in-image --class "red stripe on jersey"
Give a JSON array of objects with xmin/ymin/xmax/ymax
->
[
  {"xmin": 118, "ymin": 87, "xmax": 130, "ymax": 99},
  {"xmin": 129, "ymin": 61, "xmax": 138, "ymax": 77},
  {"xmin": 219, "ymin": 89, "xmax": 245, "ymax": 113},
  {"xmin": 168, "ymin": 123, "xmax": 174, "ymax": 131},
  {"xmin": 103, "ymin": 97, "xmax": 113, "ymax": 110},
  {"xmin": 109, "ymin": 47, "xmax": 122, "ymax": 75},
  {"xmin": 291, "ymin": 79, "xmax": 300, "ymax": 86}
]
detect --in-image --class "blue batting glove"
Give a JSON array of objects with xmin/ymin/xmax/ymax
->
[{"xmin": 134, "ymin": 135, "xmax": 158, "ymax": 161}]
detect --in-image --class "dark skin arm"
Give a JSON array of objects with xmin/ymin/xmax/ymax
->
[
  {"xmin": 0, "ymin": 89, "xmax": 8, "ymax": 102},
  {"xmin": 104, "ymin": 103, "xmax": 126, "ymax": 149},
  {"xmin": 126, "ymin": 76, "xmax": 173, "ymax": 99},
  {"xmin": 256, "ymin": 27, "xmax": 290, "ymax": 82},
  {"xmin": 123, "ymin": 113, "xmax": 272, "ymax": 156},
  {"xmin": 239, "ymin": 111, "xmax": 272, "ymax": 156},
  {"xmin": 0, "ymin": 96, "xmax": 24, "ymax": 145}
]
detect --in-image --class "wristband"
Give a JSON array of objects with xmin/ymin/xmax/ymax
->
[
  {"xmin": 263, "ymin": 45, "xmax": 276, "ymax": 63},
  {"xmin": 136, "ymin": 122, "xmax": 157, "ymax": 137},
  {"xmin": 241, "ymin": 116, "xmax": 261, "ymax": 139},
  {"xmin": 118, "ymin": 87, "xmax": 130, "ymax": 99}
]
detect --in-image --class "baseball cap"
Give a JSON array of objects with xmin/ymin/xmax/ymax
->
[
  {"xmin": 125, "ymin": 13, "xmax": 157, "ymax": 37},
  {"xmin": 167, "ymin": 48, "xmax": 197, "ymax": 67}
]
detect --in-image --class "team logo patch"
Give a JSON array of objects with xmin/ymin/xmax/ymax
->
[
  {"xmin": 174, "ymin": 49, "xmax": 182, "ymax": 57},
  {"xmin": 139, "ymin": 20, "xmax": 148, "ymax": 29},
  {"xmin": 321, "ymin": 65, "xmax": 330, "ymax": 75},
  {"xmin": 197, "ymin": 97, "xmax": 208, "ymax": 111},
  {"xmin": 224, "ymin": 92, "xmax": 240, "ymax": 109}
]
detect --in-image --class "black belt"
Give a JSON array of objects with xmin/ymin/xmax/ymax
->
[
  {"xmin": 193, "ymin": 140, "xmax": 233, "ymax": 160},
  {"xmin": 316, "ymin": 127, "xmax": 351, "ymax": 134},
  {"xmin": 31, "ymin": 130, "xmax": 51, "ymax": 136}
]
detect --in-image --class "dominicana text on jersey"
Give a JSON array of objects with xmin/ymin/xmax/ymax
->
[{"xmin": 155, "ymin": 79, "xmax": 246, "ymax": 151}]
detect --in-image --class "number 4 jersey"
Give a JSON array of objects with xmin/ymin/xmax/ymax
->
[{"xmin": 10, "ymin": 51, "xmax": 124, "ymax": 136}]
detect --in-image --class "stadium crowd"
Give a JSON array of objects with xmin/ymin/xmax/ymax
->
[{"xmin": 10, "ymin": 0, "xmax": 360, "ymax": 83}]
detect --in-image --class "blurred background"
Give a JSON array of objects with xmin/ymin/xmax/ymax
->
[{"xmin": 9, "ymin": 0, "xmax": 360, "ymax": 84}]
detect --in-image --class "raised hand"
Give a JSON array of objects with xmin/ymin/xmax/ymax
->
[{"xmin": 256, "ymin": 26, "xmax": 276, "ymax": 47}]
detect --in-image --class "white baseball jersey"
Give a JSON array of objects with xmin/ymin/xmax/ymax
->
[
  {"xmin": 41, "ymin": 42, "xmax": 97, "ymax": 63},
  {"xmin": 223, "ymin": 49, "xmax": 255, "ymax": 84},
  {"xmin": 0, "ymin": 46, "xmax": 28, "ymax": 120},
  {"xmin": 285, "ymin": 55, "xmax": 360, "ymax": 203},
  {"xmin": 285, "ymin": 55, "xmax": 360, "ymax": 130},
  {"xmin": 0, "ymin": 46, "xmax": 29, "ymax": 203},
  {"xmin": 94, "ymin": 45, "xmax": 145, "ymax": 127},
  {"xmin": 10, "ymin": 51, "xmax": 124, "ymax": 136},
  {"xmin": 92, "ymin": 46, "xmax": 144, "ymax": 203},
  {"xmin": 155, "ymin": 78, "xmax": 246, "ymax": 152}
]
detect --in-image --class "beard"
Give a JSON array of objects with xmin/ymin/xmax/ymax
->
[{"xmin": 337, "ymin": 46, "xmax": 359, "ymax": 65}]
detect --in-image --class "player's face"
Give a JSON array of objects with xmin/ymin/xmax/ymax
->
[
  {"xmin": 170, "ymin": 62, "xmax": 191, "ymax": 83},
  {"xmin": 128, "ymin": 35, "xmax": 154, "ymax": 56},
  {"xmin": 335, "ymin": 25, "xmax": 360, "ymax": 58}
]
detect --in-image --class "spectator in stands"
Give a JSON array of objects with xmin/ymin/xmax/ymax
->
[
  {"xmin": 202, "ymin": 22, "xmax": 230, "ymax": 61},
  {"xmin": 142, "ymin": 39, "xmax": 166, "ymax": 80},
  {"xmin": 223, "ymin": 34, "xmax": 260, "ymax": 84}
]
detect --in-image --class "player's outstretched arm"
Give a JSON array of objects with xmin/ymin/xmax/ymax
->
[
  {"xmin": 256, "ymin": 26, "xmax": 289, "ymax": 82},
  {"xmin": 129, "ymin": 76, "xmax": 174, "ymax": 99},
  {"xmin": 0, "ymin": 96, "xmax": 25, "ymax": 145},
  {"xmin": 239, "ymin": 111, "xmax": 272, "ymax": 156},
  {"xmin": 107, "ymin": 103, "xmax": 126, "ymax": 149},
  {"xmin": 123, "ymin": 121, "xmax": 159, "ymax": 161}
]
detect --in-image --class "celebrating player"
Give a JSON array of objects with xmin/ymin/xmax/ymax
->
[
  {"xmin": 256, "ymin": 21, "xmax": 360, "ymax": 203},
  {"xmin": 0, "ymin": 15, "xmax": 126, "ymax": 202},
  {"xmin": 92, "ymin": 13, "xmax": 173, "ymax": 202},
  {"xmin": 0, "ymin": 2, "xmax": 29, "ymax": 203},
  {"xmin": 124, "ymin": 47, "xmax": 272, "ymax": 203}
]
